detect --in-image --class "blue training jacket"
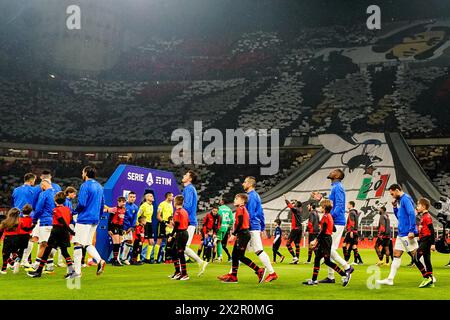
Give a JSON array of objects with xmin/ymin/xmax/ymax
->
[
  {"xmin": 246, "ymin": 189, "xmax": 265, "ymax": 231},
  {"xmin": 329, "ymin": 181, "xmax": 346, "ymax": 226},
  {"xmin": 123, "ymin": 202, "xmax": 139, "ymax": 230},
  {"xmin": 12, "ymin": 184, "xmax": 36, "ymax": 210},
  {"xmin": 182, "ymin": 183, "xmax": 198, "ymax": 226},
  {"xmin": 32, "ymin": 188, "xmax": 57, "ymax": 226},
  {"xmin": 393, "ymin": 193, "xmax": 418, "ymax": 237},
  {"xmin": 74, "ymin": 179, "xmax": 104, "ymax": 225},
  {"xmin": 32, "ymin": 183, "xmax": 61, "ymax": 208}
]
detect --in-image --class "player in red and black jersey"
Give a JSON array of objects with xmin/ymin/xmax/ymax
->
[
  {"xmin": 28, "ymin": 192, "xmax": 76, "ymax": 279},
  {"xmin": 130, "ymin": 216, "xmax": 146, "ymax": 266},
  {"xmin": 306, "ymin": 201, "xmax": 320, "ymax": 264},
  {"xmin": 15, "ymin": 204, "xmax": 35, "ymax": 270},
  {"xmin": 104, "ymin": 196, "xmax": 126, "ymax": 266},
  {"xmin": 343, "ymin": 201, "xmax": 363, "ymax": 265},
  {"xmin": 218, "ymin": 193, "xmax": 266, "ymax": 284},
  {"xmin": 375, "ymin": 206, "xmax": 392, "ymax": 265},
  {"xmin": 303, "ymin": 199, "xmax": 352, "ymax": 287},
  {"xmin": 197, "ymin": 205, "xmax": 220, "ymax": 258},
  {"xmin": 169, "ymin": 195, "xmax": 190, "ymax": 280},
  {"xmin": 414, "ymin": 198, "xmax": 436, "ymax": 288},
  {"xmin": 284, "ymin": 195, "xmax": 303, "ymax": 264}
]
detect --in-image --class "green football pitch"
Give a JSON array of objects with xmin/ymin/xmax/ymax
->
[{"xmin": 0, "ymin": 246, "xmax": 449, "ymax": 300}]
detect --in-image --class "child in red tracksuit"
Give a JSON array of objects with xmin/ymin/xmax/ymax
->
[
  {"xmin": 303, "ymin": 199, "xmax": 352, "ymax": 287},
  {"xmin": 169, "ymin": 195, "xmax": 190, "ymax": 281},
  {"xmin": 218, "ymin": 193, "xmax": 265, "ymax": 284},
  {"xmin": 130, "ymin": 216, "xmax": 146, "ymax": 266}
]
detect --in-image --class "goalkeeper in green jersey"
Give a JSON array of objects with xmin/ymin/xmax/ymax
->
[{"xmin": 216, "ymin": 198, "xmax": 234, "ymax": 262}]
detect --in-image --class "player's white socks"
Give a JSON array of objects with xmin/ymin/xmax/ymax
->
[
  {"xmin": 21, "ymin": 241, "xmax": 34, "ymax": 263},
  {"xmin": 185, "ymin": 247, "xmax": 203, "ymax": 264},
  {"xmin": 57, "ymin": 248, "xmax": 64, "ymax": 264},
  {"xmin": 121, "ymin": 243, "xmax": 132, "ymax": 260},
  {"xmin": 388, "ymin": 257, "xmax": 401, "ymax": 280},
  {"xmin": 86, "ymin": 245, "xmax": 102, "ymax": 263},
  {"xmin": 258, "ymin": 251, "xmax": 274, "ymax": 274},
  {"xmin": 73, "ymin": 247, "xmax": 82, "ymax": 274},
  {"xmin": 328, "ymin": 249, "xmax": 350, "ymax": 279}
]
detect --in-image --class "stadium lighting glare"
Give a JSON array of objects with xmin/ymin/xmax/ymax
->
[
  {"xmin": 85, "ymin": 153, "xmax": 95, "ymax": 157},
  {"xmin": 49, "ymin": 74, "xmax": 56, "ymax": 79},
  {"xmin": 8, "ymin": 149, "xmax": 21, "ymax": 153},
  {"xmin": 48, "ymin": 152, "xmax": 58, "ymax": 155}
]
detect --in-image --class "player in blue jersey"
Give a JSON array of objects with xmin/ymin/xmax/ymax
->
[
  {"xmin": 11, "ymin": 173, "xmax": 37, "ymax": 210},
  {"xmin": 28, "ymin": 179, "xmax": 57, "ymax": 272},
  {"xmin": 120, "ymin": 191, "xmax": 139, "ymax": 265},
  {"xmin": 315, "ymin": 169, "xmax": 354, "ymax": 284},
  {"xmin": 243, "ymin": 176, "xmax": 277, "ymax": 282},
  {"xmin": 377, "ymin": 184, "xmax": 421, "ymax": 286},
  {"xmin": 71, "ymin": 166, "xmax": 106, "ymax": 278},
  {"xmin": 181, "ymin": 170, "xmax": 208, "ymax": 276}
]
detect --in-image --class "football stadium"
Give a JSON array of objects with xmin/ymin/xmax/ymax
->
[{"xmin": 0, "ymin": 0, "xmax": 449, "ymax": 308}]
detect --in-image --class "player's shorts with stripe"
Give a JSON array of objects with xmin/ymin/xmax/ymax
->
[
  {"xmin": 247, "ymin": 230, "xmax": 264, "ymax": 252},
  {"xmin": 288, "ymin": 228, "xmax": 302, "ymax": 243},
  {"xmin": 376, "ymin": 237, "xmax": 390, "ymax": 247},
  {"xmin": 344, "ymin": 232, "xmax": 359, "ymax": 246},
  {"xmin": 308, "ymin": 233, "xmax": 317, "ymax": 244},
  {"xmin": 418, "ymin": 236, "xmax": 432, "ymax": 255},
  {"xmin": 37, "ymin": 225, "xmax": 53, "ymax": 243},
  {"xmin": 175, "ymin": 230, "xmax": 189, "ymax": 251},
  {"xmin": 47, "ymin": 226, "xmax": 71, "ymax": 248},
  {"xmin": 109, "ymin": 223, "xmax": 123, "ymax": 236},
  {"xmin": 394, "ymin": 236, "xmax": 419, "ymax": 252},
  {"xmin": 235, "ymin": 229, "xmax": 251, "ymax": 251},
  {"xmin": 144, "ymin": 222, "xmax": 152, "ymax": 239},
  {"xmin": 317, "ymin": 235, "xmax": 332, "ymax": 258},
  {"xmin": 157, "ymin": 221, "xmax": 167, "ymax": 239},
  {"xmin": 71, "ymin": 223, "xmax": 97, "ymax": 246}
]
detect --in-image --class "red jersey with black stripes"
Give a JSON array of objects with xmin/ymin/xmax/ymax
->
[
  {"xmin": 174, "ymin": 208, "xmax": 189, "ymax": 231},
  {"xmin": 110, "ymin": 206, "xmax": 126, "ymax": 226},
  {"xmin": 17, "ymin": 216, "xmax": 33, "ymax": 235},
  {"xmin": 234, "ymin": 206, "xmax": 250, "ymax": 232},
  {"xmin": 320, "ymin": 212, "xmax": 334, "ymax": 236},
  {"xmin": 52, "ymin": 206, "xmax": 72, "ymax": 227},
  {"xmin": 418, "ymin": 212, "xmax": 433, "ymax": 239},
  {"xmin": 286, "ymin": 200, "xmax": 302, "ymax": 229}
]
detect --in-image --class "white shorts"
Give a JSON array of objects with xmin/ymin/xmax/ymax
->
[
  {"xmin": 186, "ymin": 225, "xmax": 196, "ymax": 246},
  {"xmin": 394, "ymin": 236, "xmax": 419, "ymax": 252},
  {"xmin": 71, "ymin": 223, "xmax": 98, "ymax": 247},
  {"xmin": 37, "ymin": 226, "xmax": 52, "ymax": 243},
  {"xmin": 247, "ymin": 230, "xmax": 264, "ymax": 253},
  {"xmin": 122, "ymin": 231, "xmax": 133, "ymax": 242},
  {"xmin": 331, "ymin": 225, "xmax": 345, "ymax": 250},
  {"xmin": 31, "ymin": 220, "xmax": 41, "ymax": 238}
]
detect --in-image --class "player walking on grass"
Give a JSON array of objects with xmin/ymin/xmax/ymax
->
[
  {"xmin": 243, "ymin": 176, "xmax": 277, "ymax": 282},
  {"xmin": 216, "ymin": 198, "xmax": 233, "ymax": 262},
  {"xmin": 414, "ymin": 198, "xmax": 436, "ymax": 288},
  {"xmin": 169, "ymin": 195, "xmax": 190, "ymax": 280},
  {"xmin": 104, "ymin": 196, "xmax": 127, "ymax": 266},
  {"xmin": 284, "ymin": 195, "xmax": 302, "ymax": 264},
  {"xmin": 375, "ymin": 206, "xmax": 391, "ymax": 266},
  {"xmin": 303, "ymin": 199, "xmax": 352, "ymax": 287},
  {"xmin": 314, "ymin": 169, "xmax": 354, "ymax": 284},
  {"xmin": 343, "ymin": 201, "xmax": 363, "ymax": 265},
  {"xmin": 181, "ymin": 170, "xmax": 208, "ymax": 276},
  {"xmin": 120, "ymin": 192, "xmax": 138, "ymax": 265},
  {"xmin": 272, "ymin": 219, "xmax": 285, "ymax": 263},
  {"xmin": 130, "ymin": 216, "xmax": 146, "ymax": 266},
  {"xmin": 138, "ymin": 190, "xmax": 155, "ymax": 263},
  {"xmin": 305, "ymin": 201, "xmax": 320, "ymax": 264},
  {"xmin": 28, "ymin": 192, "xmax": 76, "ymax": 278},
  {"xmin": 377, "ymin": 184, "xmax": 420, "ymax": 286},
  {"xmin": 72, "ymin": 166, "xmax": 106, "ymax": 278},
  {"xmin": 29, "ymin": 179, "xmax": 57, "ymax": 273},
  {"xmin": 218, "ymin": 193, "xmax": 266, "ymax": 284}
]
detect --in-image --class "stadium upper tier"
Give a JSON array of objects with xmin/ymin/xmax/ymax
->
[{"xmin": 1, "ymin": 20, "xmax": 450, "ymax": 146}]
